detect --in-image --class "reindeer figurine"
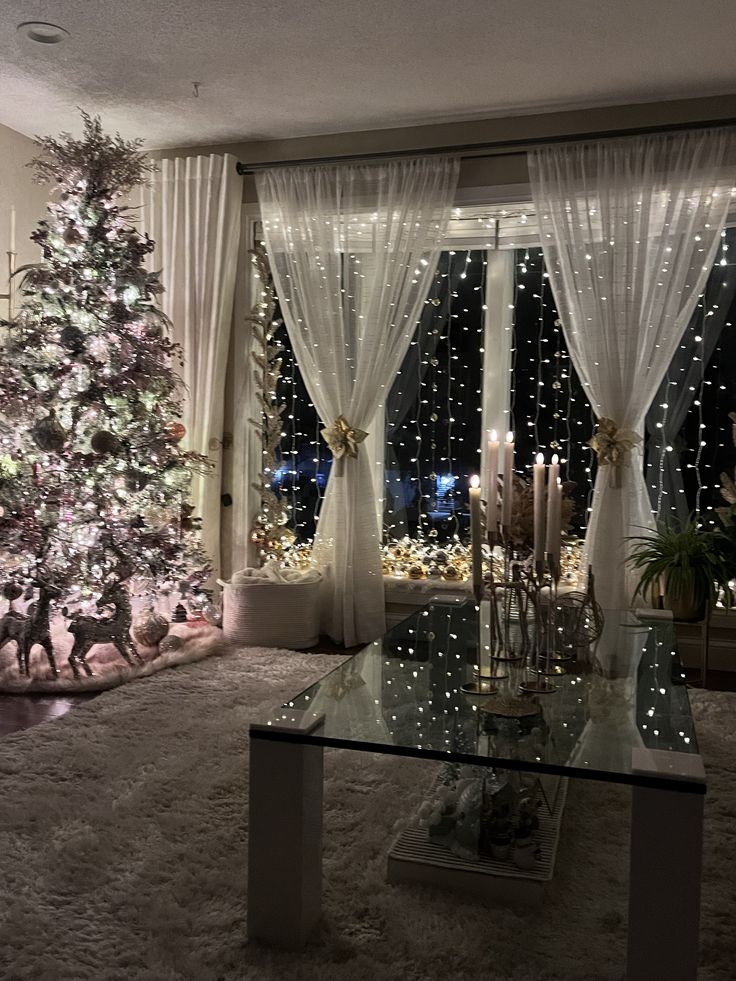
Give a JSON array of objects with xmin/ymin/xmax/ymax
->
[
  {"xmin": 0, "ymin": 586, "xmax": 59, "ymax": 678},
  {"xmin": 67, "ymin": 584, "xmax": 143, "ymax": 679}
]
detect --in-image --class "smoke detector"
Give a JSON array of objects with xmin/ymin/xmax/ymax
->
[{"xmin": 17, "ymin": 22, "xmax": 70, "ymax": 45}]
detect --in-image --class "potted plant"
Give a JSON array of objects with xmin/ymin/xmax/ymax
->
[{"xmin": 628, "ymin": 519, "xmax": 732, "ymax": 621}]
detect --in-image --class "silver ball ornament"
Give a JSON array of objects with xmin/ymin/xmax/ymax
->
[
  {"xmin": 158, "ymin": 634, "xmax": 185, "ymax": 656},
  {"xmin": 132, "ymin": 610, "xmax": 169, "ymax": 647}
]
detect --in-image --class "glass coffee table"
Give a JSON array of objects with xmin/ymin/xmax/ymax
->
[{"xmin": 247, "ymin": 600, "xmax": 705, "ymax": 981}]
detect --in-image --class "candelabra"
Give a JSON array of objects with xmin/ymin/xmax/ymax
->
[{"xmin": 463, "ymin": 524, "xmax": 566, "ymax": 702}]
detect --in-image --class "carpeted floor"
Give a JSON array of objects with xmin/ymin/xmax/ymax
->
[{"xmin": 0, "ymin": 646, "xmax": 734, "ymax": 981}]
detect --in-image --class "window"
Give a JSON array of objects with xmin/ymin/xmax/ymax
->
[{"xmin": 256, "ymin": 213, "xmax": 736, "ymax": 579}]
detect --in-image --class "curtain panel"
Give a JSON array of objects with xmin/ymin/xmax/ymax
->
[
  {"xmin": 257, "ymin": 157, "xmax": 459, "ymax": 645},
  {"xmin": 139, "ymin": 153, "xmax": 243, "ymax": 580},
  {"xmin": 529, "ymin": 127, "xmax": 736, "ymax": 608},
  {"xmin": 645, "ymin": 228, "xmax": 736, "ymax": 523}
]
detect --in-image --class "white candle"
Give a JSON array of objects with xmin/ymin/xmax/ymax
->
[
  {"xmin": 469, "ymin": 475, "xmax": 483, "ymax": 598},
  {"xmin": 486, "ymin": 429, "xmax": 499, "ymax": 532},
  {"xmin": 9, "ymin": 206, "xmax": 16, "ymax": 254},
  {"xmin": 545, "ymin": 453, "xmax": 560, "ymax": 556},
  {"xmin": 546, "ymin": 477, "xmax": 562, "ymax": 570},
  {"xmin": 533, "ymin": 452, "xmax": 546, "ymax": 567},
  {"xmin": 501, "ymin": 431, "xmax": 514, "ymax": 529}
]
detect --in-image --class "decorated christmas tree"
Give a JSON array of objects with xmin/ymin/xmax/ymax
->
[{"xmin": 0, "ymin": 114, "xmax": 210, "ymax": 679}]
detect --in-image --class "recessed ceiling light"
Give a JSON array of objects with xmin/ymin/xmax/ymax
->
[{"xmin": 17, "ymin": 22, "xmax": 70, "ymax": 45}]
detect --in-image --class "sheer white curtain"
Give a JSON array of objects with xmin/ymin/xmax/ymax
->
[
  {"xmin": 139, "ymin": 153, "xmax": 243, "ymax": 579},
  {"xmin": 257, "ymin": 157, "xmax": 459, "ymax": 645},
  {"xmin": 529, "ymin": 128, "xmax": 736, "ymax": 608}
]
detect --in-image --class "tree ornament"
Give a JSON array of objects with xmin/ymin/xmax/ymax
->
[
  {"xmin": 3, "ymin": 398, "xmax": 25, "ymax": 420},
  {"xmin": 59, "ymin": 324, "xmax": 86, "ymax": 352},
  {"xmin": 132, "ymin": 609, "xmax": 169, "ymax": 647},
  {"xmin": 202, "ymin": 601, "xmax": 221, "ymax": 626},
  {"xmin": 164, "ymin": 421, "xmax": 186, "ymax": 442},
  {"xmin": 125, "ymin": 469, "xmax": 151, "ymax": 492},
  {"xmin": 2, "ymin": 582, "xmax": 23, "ymax": 602},
  {"xmin": 146, "ymin": 320, "xmax": 163, "ymax": 339},
  {"xmin": 172, "ymin": 603, "xmax": 188, "ymax": 623},
  {"xmin": 91, "ymin": 430, "xmax": 121, "ymax": 455},
  {"xmin": 62, "ymin": 224, "xmax": 83, "ymax": 246},
  {"xmin": 179, "ymin": 502, "xmax": 200, "ymax": 532},
  {"xmin": 142, "ymin": 504, "xmax": 170, "ymax": 531},
  {"xmin": 32, "ymin": 410, "xmax": 66, "ymax": 453},
  {"xmin": 159, "ymin": 634, "xmax": 184, "ymax": 655}
]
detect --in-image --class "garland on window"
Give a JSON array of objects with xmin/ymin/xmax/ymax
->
[{"xmin": 246, "ymin": 247, "xmax": 294, "ymax": 563}]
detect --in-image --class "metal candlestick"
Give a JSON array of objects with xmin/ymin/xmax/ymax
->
[
  {"xmin": 534, "ymin": 555, "xmax": 567, "ymax": 677},
  {"xmin": 519, "ymin": 557, "xmax": 557, "ymax": 694},
  {"xmin": 463, "ymin": 526, "xmax": 503, "ymax": 697}
]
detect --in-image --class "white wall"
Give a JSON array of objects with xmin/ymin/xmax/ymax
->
[{"xmin": 0, "ymin": 121, "xmax": 49, "ymax": 271}]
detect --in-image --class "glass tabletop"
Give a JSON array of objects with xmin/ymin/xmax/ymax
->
[{"xmin": 259, "ymin": 600, "xmax": 703, "ymax": 792}]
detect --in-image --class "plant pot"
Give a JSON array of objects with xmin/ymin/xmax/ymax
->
[{"xmin": 665, "ymin": 591, "xmax": 706, "ymax": 622}]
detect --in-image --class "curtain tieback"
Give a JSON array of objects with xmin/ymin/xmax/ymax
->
[
  {"xmin": 588, "ymin": 418, "xmax": 642, "ymax": 489},
  {"xmin": 321, "ymin": 415, "xmax": 368, "ymax": 475}
]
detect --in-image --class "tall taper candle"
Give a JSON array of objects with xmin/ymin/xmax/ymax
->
[
  {"xmin": 545, "ymin": 454, "xmax": 560, "ymax": 556},
  {"xmin": 487, "ymin": 429, "xmax": 499, "ymax": 535},
  {"xmin": 501, "ymin": 431, "xmax": 514, "ymax": 530},
  {"xmin": 533, "ymin": 452, "xmax": 546, "ymax": 567},
  {"xmin": 469, "ymin": 475, "xmax": 483, "ymax": 599},
  {"xmin": 546, "ymin": 476, "xmax": 562, "ymax": 568},
  {"xmin": 9, "ymin": 206, "xmax": 15, "ymax": 255}
]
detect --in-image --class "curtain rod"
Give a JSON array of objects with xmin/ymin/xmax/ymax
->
[{"xmin": 235, "ymin": 116, "xmax": 736, "ymax": 175}]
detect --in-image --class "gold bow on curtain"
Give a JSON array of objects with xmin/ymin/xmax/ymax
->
[
  {"xmin": 588, "ymin": 417, "xmax": 642, "ymax": 488},
  {"xmin": 320, "ymin": 415, "xmax": 368, "ymax": 474}
]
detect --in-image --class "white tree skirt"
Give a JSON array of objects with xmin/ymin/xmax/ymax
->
[
  {"xmin": 0, "ymin": 618, "xmax": 228, "ymax": 693},
  {"xmin": 0, "ymin": 647, "xmax": 734, "ymax": 981}
]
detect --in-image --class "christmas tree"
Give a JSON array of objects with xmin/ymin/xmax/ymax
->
[{"xmin": 0, "ymin": 114, "xmax": 210, "ymax": 679}]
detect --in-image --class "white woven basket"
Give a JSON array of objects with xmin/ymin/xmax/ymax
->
[{"xmin": 221, "ymin": 577, "xmax": 322, "ymax": 649}]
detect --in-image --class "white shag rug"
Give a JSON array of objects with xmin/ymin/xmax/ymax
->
[{"xmin": 0, "ymin": 647, "xmax": 734, "ymax": 981}]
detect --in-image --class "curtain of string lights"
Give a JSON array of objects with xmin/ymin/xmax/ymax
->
[
  {"xmin": 646, "ymin": 227, "xmax": 736, "ymax": 524},
  {"xmin": 266, "ymin": 233, "xmax": 736, "ymax": 569}
]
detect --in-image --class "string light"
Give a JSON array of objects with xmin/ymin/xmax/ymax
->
[{"xmin": 266, "ymin": 227, "xmax": 736, "ymax": 578}]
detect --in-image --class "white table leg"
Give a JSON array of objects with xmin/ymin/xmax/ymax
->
[
  {"xmin": 627, "ymin": 749, "xmax": 706, "ymax": 981},
  {"xmin": 248, "ymin": 714, "xmax": 325, "ymax": 948}
]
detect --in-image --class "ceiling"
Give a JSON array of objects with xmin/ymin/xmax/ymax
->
[{"xmin": 0, "ymin": 0, "xmax": 735, "ymax": 150}]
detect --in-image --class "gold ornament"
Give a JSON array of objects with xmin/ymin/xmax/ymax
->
[
  {"xmin": 588, "ymin": 418, "xmax": 642, "ymax": 488},
  {"xmin": 320, "ymin": 415, "xmax": 368, "ymax": 461},
  {"xmin": 442, "ymin": 564, "xmax": 461, "ymax": 580},
  {"xmin": 250, "ymin": 527, "xmax": 268, "ymax": 547},
  {"xmin": 407, "ymin": 564, "xmax": 426, "ymax": 580}
]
